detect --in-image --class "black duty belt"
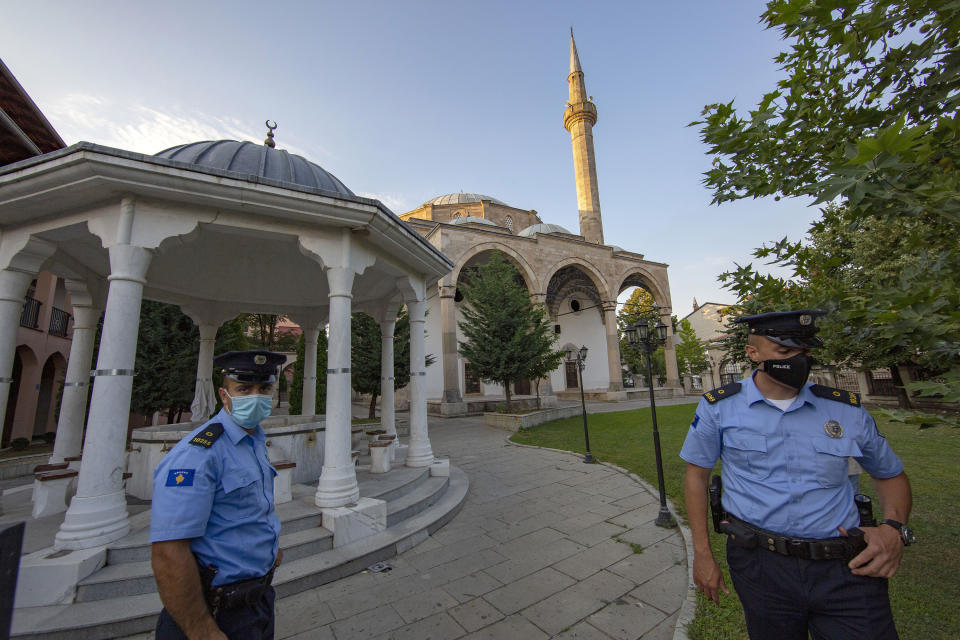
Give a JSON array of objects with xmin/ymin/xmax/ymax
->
[
  {"xmin": 722, "ymin": 515, "xmax": 867, "ymax": 561},
  {"xmin": 197, "ymin": 560, "xmax": 274, "ymax": 614}
]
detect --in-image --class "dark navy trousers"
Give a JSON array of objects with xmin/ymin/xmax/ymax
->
[
  {"xmin": 155, "ymin": 586, "xmax": 275, "ymax": 640},
  {"xmin": 727, "ymin": 543, "xmax": 898, "ymax": 640}
]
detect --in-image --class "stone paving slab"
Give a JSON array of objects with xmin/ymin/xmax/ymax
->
[{"xmin": 271, "ymin": 414, "xmax": 692, "ymax": 640}]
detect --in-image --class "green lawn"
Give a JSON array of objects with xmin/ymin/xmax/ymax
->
[{"xmin": 509, "ymin": 403, "xmax": 960, "ymax": 640}]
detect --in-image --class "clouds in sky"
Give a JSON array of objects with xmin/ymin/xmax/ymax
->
[{"xmin": 45, "ymin": 94, "xmax": 313, "ymax": 158}]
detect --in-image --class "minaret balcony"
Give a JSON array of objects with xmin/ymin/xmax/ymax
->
[{"xmin": 563, "ymin": 101, "xmax": 598, "ymax": 130}]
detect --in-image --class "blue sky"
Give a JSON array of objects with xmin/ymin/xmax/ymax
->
[{"xmin": 2, "ymin": 0, "xmax": 820, "ymax": 317}]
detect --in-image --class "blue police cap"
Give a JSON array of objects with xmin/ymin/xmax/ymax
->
[
  {"xmin": 213, "ymin": 350, "xmax": 285, "ymax": 383},
  {"xmin": 733, "ymin": 309, "xmax": 827, "ymax": 348}
]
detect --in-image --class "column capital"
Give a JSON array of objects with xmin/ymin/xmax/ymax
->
[
  {"xmin": 326, "ymin": 266, "xmax": 356, "ymax": 299},
  {"xmin": 182, "ymin": 302, "xmax": 238, "ymax": 329},
  {"xmin": 438, "ymin": 283, "xmax": 457, "ymax": 299},
  {"xmin": 107, "ymin": 244, "xmax": 152, "ymax": 285}
]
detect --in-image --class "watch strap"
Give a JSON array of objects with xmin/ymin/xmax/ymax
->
[{"xmin": 880, "ymin": 518, "xmax": 903, "ymax": 530}]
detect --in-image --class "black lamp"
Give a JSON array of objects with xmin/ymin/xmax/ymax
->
[
  {"xmin": 566, "ymin": 345, "xmax": 593, "ymax": 463},
  {"xmin": 627, "ymin": 315, "xmax": 677, "ymax": 528}
]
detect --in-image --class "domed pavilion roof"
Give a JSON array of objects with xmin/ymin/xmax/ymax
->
[
  {"xmin": 424, "ymin": 193, "xmax": 507, "ymax": 206},
  {"xmin": 155, "ymin": 140, "xmax": 355, "ymax": 198},
  {"xmin": 517, "ymin": 223, "xmax": 573, "ymax": 237}
]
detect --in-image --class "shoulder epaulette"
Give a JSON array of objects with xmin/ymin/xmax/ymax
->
[
  {"xmin": 189, "ymin": 423, "xmax": 224, "ymax": 448},
  {"xmin": 810, "ymin": 384, "xmax": 861, "ymax": 407},
  {"xmin": 703, "ymin": 383, "xmax": 741, "ymax": 404}
]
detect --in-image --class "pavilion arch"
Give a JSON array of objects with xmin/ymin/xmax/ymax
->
[
  {"xmin": 617, "ymin": 269, "xmax": 670, "ymax": 309},
  {"xmin": 449, "ymin": 243, "xmax": 539, "ymax": 294}
]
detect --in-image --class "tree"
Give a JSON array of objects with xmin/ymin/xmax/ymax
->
[
  {"xmin": 674, "ymin": 318, "xmax": 710, "ymax": 378},
  {"xmin": 617, "ymin": 288, "xmax": 666, "ymax": 385},
  {"xmin": 458, "ymin": 252, "xmax": 562, "ymax": 412},
  {"xmin": 241, "ymin": 313, "xmax": 298, "ymax": 351},
  {"xmin": 131, "ymin": 301, "xmax": 197, "ymax": 424},
  {"xmin": 289, "ymin": 330, "xmax": 327, "ymax": 415},
  {"xmin": 130, "ymin": 303, "xmax": 248, "ymax": 424},
  {"xmin": 695, "ymin": 1, "xmax": 960, "ymax": 418}
]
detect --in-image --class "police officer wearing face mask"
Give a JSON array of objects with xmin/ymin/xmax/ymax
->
[
  {"xmin": 680, "ymin": 311, "xmax": 914, "ymax": 640},
  {"xmin": 151, "ymin": 349, "xmax": 286, "ymax": 640}
]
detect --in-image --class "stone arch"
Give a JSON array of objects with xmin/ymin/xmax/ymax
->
[
  {"xmin": 3, "ymin": 345, "xmax": 38, "ymax": 446},
  {"xmin": 35, "ymin": 351, "xmax": 67, "ymax": 436},
  {"xmin": 543, "ymin": 258, "xmax": 611, "ymax": 319},
  {"xmin": 543, "ymin": 257, "xmax": 611, "ymax": 305},
  {"xmin": 617, "ymin": 269, "xmax": 669, "ymax": 308},
  {"xmin": 449, "ymin": 243, "xmax": 539, "ymax": 294}
]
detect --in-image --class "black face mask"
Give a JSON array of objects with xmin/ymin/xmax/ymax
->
[{"xmin": 762, "ymin": 353, "xmax": 813, "ymax": 390}]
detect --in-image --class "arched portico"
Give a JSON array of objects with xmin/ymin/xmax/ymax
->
[{"xmin": 617, "ymin": 270, "xmax": 681, "ymax": 390}]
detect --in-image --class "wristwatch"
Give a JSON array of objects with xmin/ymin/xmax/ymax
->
[{"xmin": 880, "ymin": 519, "xmax": 916, "ymax": 546}]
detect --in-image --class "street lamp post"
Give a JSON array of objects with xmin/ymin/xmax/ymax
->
[
  {"xmin": 626, "ymin": 316, "xmax": 677, "ymax": 528},
  {"xmin": 566, "ymin": 345, "xmax": 594, "ymax": 463}
]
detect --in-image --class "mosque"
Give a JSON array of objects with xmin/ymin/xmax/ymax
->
[{"xmin": 404, "ymin": 32, "xmax": 680, "ymax": 415}]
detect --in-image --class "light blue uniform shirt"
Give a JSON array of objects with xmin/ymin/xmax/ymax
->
[
  {"xmin": 150, "ymin": 409, "xmax": 281, "ymax": 586},
  {"xmin": 680, "ymin": 375, "xmax": 903, "ymax": 539}
]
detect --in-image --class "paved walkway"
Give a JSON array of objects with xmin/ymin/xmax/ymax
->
[{"xmin": 271, "ymin": 413, "xmax": 693, "ymax": 640}]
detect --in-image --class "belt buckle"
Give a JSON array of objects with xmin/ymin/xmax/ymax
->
[{"xmin": 787, "ymin": 539, "xmax": 809, "ymax": 559}]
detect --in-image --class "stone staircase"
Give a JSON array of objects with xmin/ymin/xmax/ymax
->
[{"xmin": 12, "ymin": 463, "xmax": 468, "ymax": 640}]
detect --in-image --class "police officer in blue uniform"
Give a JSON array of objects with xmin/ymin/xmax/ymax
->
[
  {"xmin": 681, "ymin": 310, "xmax": 914, "ymax": 639},
  {"xmin": 151, "ymin": 349, "xmax": 287, "ymax": 640}
]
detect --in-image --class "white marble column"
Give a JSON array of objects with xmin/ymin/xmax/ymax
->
[
  {"xmin": 0, "ymin": 269, "xmax": 34, "ymax": 432},
  {"xmin": 602, "ymin": 303, "xmax": 623, "ymax": 391},
  {"xmin": 301, "ymin": 325, "xmax": 321, "ymax": 416},
  {"xmin": 55, "ymin": 243, "xmax": 152, "ymax": 550},
  {"xmin": 663, "ymin": 320, "xmax": 681, "ymax": 389},
  {"xmin": 379, "ymin": 318, "xmax": 396, "ymax": 436},
  {"xmin": 439, "ymin": 286, "xmax": 462, "ymax": 403},
  {"xmin": 405, "ymin": 298, "xmax": 433, "ymax": 467},
  {"xmin": 49, "ymin": 303, "xmax": 102, "ymax": 463},
  {"xmin": 315, "ymin": 267, "xmax": 359, "ymax": 507},
  {"xmin": 188, "ymin": 324, "xmax": 218, "ymax": 422}
]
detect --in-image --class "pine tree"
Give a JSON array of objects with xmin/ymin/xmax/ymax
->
[
  {"xmin": 458, "ymin": 252, "xmax": 562, "ymax": 412},
  {"xmin": 674, "ymin": 318, "xmax": 709, "ymax": 378}
]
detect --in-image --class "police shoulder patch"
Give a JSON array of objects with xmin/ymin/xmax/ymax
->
[
  {"xmin": 189, "ymin": 423, "xmax": 224, "ymax": 448},
  {"xmin": 703, "ymin": 382, "xmax": 742, "ymax": 404},
  {"xmin": 810, "ymin": 384, "xmax": 861, "ymax": 407}
]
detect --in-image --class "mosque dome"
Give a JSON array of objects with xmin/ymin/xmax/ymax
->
[
  {"xmin": 517, "ymin": 223, "xmax": 573, "ymax": 237},
  {"xmin": 448, "ymin": 216, "xmax": 499, "ymax": 227},
  {"xmin": 155, "ymin": 140, "xmax": 355, "ymax": 198},
  {"xmin": 424, "ymin": 193, "xmax": 507, "ymax": 206}
]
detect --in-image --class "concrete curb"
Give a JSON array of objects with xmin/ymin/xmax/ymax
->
[{"xmin": 505, "ymin": 437, "xmax": 696, "ymax": 640}]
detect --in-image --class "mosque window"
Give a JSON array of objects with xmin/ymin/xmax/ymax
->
[
  {"xmin": 505, "ymin": 215, "xmax": 513, "ymax": 230},
  {"xmin": 452, "ymin": 212, "xmax": 462, "ymax": 219},
  {"xmin": 570, "ymin": 299, "xmax": 581, "ymax": 313}
]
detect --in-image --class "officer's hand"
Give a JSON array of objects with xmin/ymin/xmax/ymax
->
[
  {"xmin": 275, "ymin": 548, "xmax": 284, "ymax": 568},
  {"xmin": 693, "ymin": 553, "xmax": 729, "ymax": 604},
  {"xmin": 840, "ymin": 525, "xmax": 903, "ymax": 578}
]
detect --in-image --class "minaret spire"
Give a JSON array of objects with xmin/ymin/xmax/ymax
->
[{"xmin": 564, "ymin": 29, "xmax": 604, "ymax": 245}]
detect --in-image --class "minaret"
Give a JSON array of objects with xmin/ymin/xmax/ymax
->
[{"xmin": 564, "ymin": 29, "xmax": 604, "ymax": 245}]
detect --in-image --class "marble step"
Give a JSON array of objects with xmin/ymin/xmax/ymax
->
[
  {"xmin": 76, "ymin": 526, "xmax": 334, "ymax": 602},
  {"xmin": 12, "ymin": 466, "xmax": 468, "ymax": 640},
  {"xmin": 387, "ymin": 475, "xmax": 448, "ymax": 526}
]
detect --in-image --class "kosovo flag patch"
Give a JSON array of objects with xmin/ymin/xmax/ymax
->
[{"xmin": 165, "ymin": 468, "xmax": 195, "ymax": 487}]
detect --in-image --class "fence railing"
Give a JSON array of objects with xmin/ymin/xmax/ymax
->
[
  {"xmin": 20, "ymin": 297, "xmax": 41, "ymax": 329},
  {"xmin": 48, "ymin": 307, "xmax": 71, "ymax": 337}
]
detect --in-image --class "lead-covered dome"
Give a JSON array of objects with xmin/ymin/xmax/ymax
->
[
  {"xmin": 517, "ymin": 223, "xmax": 573, "ymax": 237},
  {"xmin": 448, "ymin": 216, "xmax": 498, "ymax": 227},
  {"xmin": 424, "ymin": 193, "xmax": 507, "ymax": 206},
  {"xmin": 155, "ymin": 140, "xmax": 355, "ymax": 197}
]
